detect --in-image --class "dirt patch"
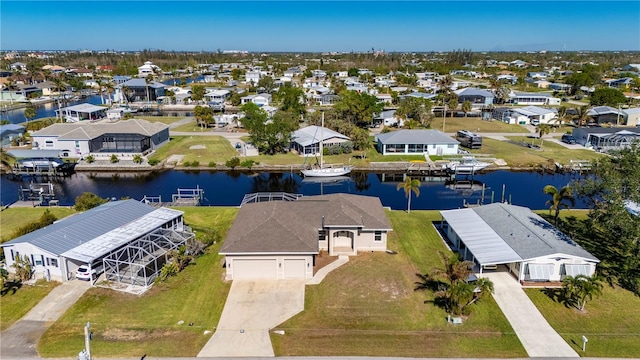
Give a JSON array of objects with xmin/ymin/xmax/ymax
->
[
  {"xmin": 101, "ymin": 328, "xmax": 183, "ymax": 341},
  {"xmin": 313, "ymin": 251, "xmax": 337, "ymax": 274},
  {"xmin": 189, "ymin": 144, "xmax": 206, "ymax": 150}
]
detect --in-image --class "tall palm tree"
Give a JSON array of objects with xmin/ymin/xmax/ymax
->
[
  {"xmin": 396, "ymin": 176, "xmax": 421, "ymax": 213},
  {"xmin": 543, "ymin": 185, "xmax": 575, "ymax": 226},
  {"xmin": 461, "ymin": 100, "xmax": 472, "ymax": 117},
  {"xmin": 535, "ymin": 123, "xmax": 552, "ymax": 146},
  {"xmin": 430, "ymin": 251, "xmax": 474, "ymax": 284},
  {"xmin": 437, "ymin": 75, "xmax": 453, "ymax": 93},
  {"xmin": 96, "ymin": 79, "xmax": 105, "ymax": 105},
  {"xmin": 145, "ymin": 75, "xmax": 152, "ymax": 104},
  {"xmin": 553, "ymin": 106, "xmax": 571, "ymax": 128},
  {"xmin": 573, "ymin": 105, "xmax": 592, "ymax": 127}
]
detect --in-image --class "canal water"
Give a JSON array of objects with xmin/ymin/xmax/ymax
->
[{"xmin": 0, "ymin": 170, "xmax": 588, "ymax": 211}]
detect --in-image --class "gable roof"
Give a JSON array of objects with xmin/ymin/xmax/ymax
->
[
  {"xmin": 1, "ymin": 200, "xmax": 160, "ymax": 258},
  {"xmin": 220, "ymin": 194, "xmax": 391, "ymax": 254},
  {"xmin": 31, "ymin": 119, "xmax": 169, "ymax": 140},
  {"xmin": 514, "ymin": 106, "xmax": 556, "ymax": 116},
  {"xmin": 588, "ymin": 106, "xmax": 624, "ymax": 116},
  {"xmin": 376, "ymin": 129, "xmax": 458, "ymax": 145},
  {"xmin": 118, "ymin": 78, "xmax": 165, "ymax": 88},
  {"xmin": 472, "ymin": 203, "xmax": 599, "ymax": 261},
  {"xmin": 454, "ymin": 87, "xmax": 494, "ymax": 97},
  {"xmin": 292, "ymin": 126, "xmax": 349, "ymax": 146}
]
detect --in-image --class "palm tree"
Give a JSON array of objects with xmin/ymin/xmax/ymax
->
[
  {"xmin": 105, "ymin": 82, "xmax": 114, "ymax": 105},
  {"xmin": 145, "ymin": 75, "xmax": 152, "ymax": 104},
  {"xmin": 437, "ymin": 75, "xmax": 453, "ymax": 93},
  {"xmin": 535, "ymin": 123, "xmax": 552, "ymax": 146},
  {"xmin": 553, "ymin": 106, "xmax": 571, "ymax": 128},
  {"xmin": 431, "ymin": 251, "xmax": 474, "ymax": 284},
  {"xmin": 447, "ymin": 94, "xmax": 459, "ymax": 120},
  {"xmin": 573, "ymin": 105, "xmax": 592, "ymax": 127},
  {"xmin": 96, "ymin": 78, "xmax": 105, "ymax": 104},
  {"xmin": 396, "ymin": 176, "xmax": 421, "ymax": 213},
  {"xmin": 461, "ymin": 100, "xmax": 472, "ymax": 117},
  {"xmin": 562, "ymin": 275, "xmax": 603, "ymax": 311},
  {"xmin": 543, "ymin": 185, "xmax": 575, "ymax": 226}
]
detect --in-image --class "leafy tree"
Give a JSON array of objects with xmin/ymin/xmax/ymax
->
[
  {"xmin": 334, "ymin": 90, "xmax": 383, "ymax": 127},
  {"xmin": 24, "ymin": 102, "xmax": 37, "ymax": 122},
  {"xmin": 349, "ymin": 127, "xmax": 371, "ymax": 151},
  {"xmin": 191, "ymin": 84, "xmax": 206, "ymax": 103},
  {"xmin": 347, "ymin": 68, "xmax": 359, "ymax": 77},
  {"xmin": 562, "ymin": 275, "xmax": 603, "ymax": 311},
  {"xmin": 395, "ymin": 97, "xmax": 433, "ymax": 127},
  {"xmin": 572, "ymin": 144, "xmax": 640, "ymax": 294},
  {"xmin": 495, "ymin": 85, "xmax": 511, "ymax": 104},
  {"xmin": 257, "ymin": 76, "xmax": 277, "ymax": 93},
  {"xmin": 590, "ymin": 87, "xmax": 626, "ymax": 107},
  {"xmin": 565, "ymin": 67, "xmax": 601, "ymax": 95},
  {"xmin": 276, "ymin": 83, "xmax": 305, "ymax": 115},
  {"xmin": 228, "ymin": 92, "xmax": 242, "ymax": 106},
  {"xmin": 225, "ymin": 157, "xmax": 240, "ymax": 169},
  {"xmin": 74, "ymin": 192, "xmax": 108, "ymax": 211},
  {"xmin": 461, "ymin": 100, "xmax": 472, "ymax": 117},
  {"xmin": 543, "ymin": 185, "xmax": 575, "ymax": 226},
  {"xmin": 396, "ymin": 176, "xmax": 421, "ymax": 213}
]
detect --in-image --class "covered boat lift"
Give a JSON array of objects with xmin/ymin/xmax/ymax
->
[{"xmin": 55, "ymin": 103, "xmax": 107, "ymax": 122}]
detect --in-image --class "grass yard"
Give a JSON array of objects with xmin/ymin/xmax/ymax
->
[
  {"xmin": 149, "ymin": 136, "xmax": 239, "ymax": 165},
  {"xmin": 526, "ymin": 286, "xmax": 640, "ymax": 357},
  {"xmin": 37, "ymin": 207, "xmax": 238, "ymax": 358},
  {"xmin": 271, "ymin": 210, "xmax": 525, "ymax": 358},
  {"xmin": 473, "ymin": 138, "xmax": 604, "ymax": 167},
  {"xmin": 0, "ymin": 280, "xmax": 60, "ymax": 331},
  {"xmin": 0, "ymin": 207, "xmax": 77, "ymax": 243},
  {"xmin": 430, "ymin": 117, "xmax": 526, "ymax": 133}
]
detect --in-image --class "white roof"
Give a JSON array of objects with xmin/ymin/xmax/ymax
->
[
  {"xmin": 292, "ymin": 126, "xmax": 349, "ymax": 147},
  {"xmin": 440, "ymin": 208, "xmax": 522, "ymax": 265},
  {"xmin": 61, "ymin": 207, "xmax": 183, "ymax": 263},
  {"xmin": 513, "ymin": 106, "xmax": 556, "ymax": 116},
  {"xmin": 56, "ymin": 103, "xmax": 107, "ymax": 113}
]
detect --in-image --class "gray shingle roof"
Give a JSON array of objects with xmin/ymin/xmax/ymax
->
[
  {"xmin": 1, "ymin": 200, "xmax": 157, "ymax": 257},
  {"xmin": 376, "ymin": 129, "xmax": 458, "ymax": 145},
  {"xmin": 472, "ymin": 203, "xmax": 599, "ymax": 261},
  {"xmin": 220, "ymin": 194, "xmax": 391, "ymax": 254},
  {"xmin": 31, "ymin": 119, "xmax": 169, "ymax": 140}
]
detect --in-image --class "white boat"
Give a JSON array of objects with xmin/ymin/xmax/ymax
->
[
  {"xmin": 445, "ymin": 156, "xmax": 492, "ymax": 173},
  {"xmin": 301, "ymin": 112, "xmax": 353, "ymax": 177},
  {"xmin": 20, "ymin": 158, "xmax": 62, "ymax": 169}
]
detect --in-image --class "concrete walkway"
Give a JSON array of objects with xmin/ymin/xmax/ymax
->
[
  {"xmin": 197, "ymin": 280, "xmax": 305, "ymax": 357},
  {"xmin": 1, "ymin": 280, "xmax": 91, "ymax": 357},
  {"xmin": 481, "ymin": 271, "xmax": 579, "ymax": 357},
  {"xmin": 306, "ymin": 255, "xmax": 349, "ymax": 285}
]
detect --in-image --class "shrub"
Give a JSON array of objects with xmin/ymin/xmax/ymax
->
[
  {"xmin": 85, "ymin": 155, "xmax": 95, "ymax": 163},
  {"xmin": 199, "ymin": 228, "xmax": 221, "ymax": 246},
  {"xmin": 148, "ymin": 158, "xmax": 160, "ymax": 166},
  {"xmin": 190, "ymin": 160, "xmax": 199, "ymax": 167},
  {"xmin": 208, "ymin": 161, "xmax": 217, "ymax": 168},
  {"xmin": 110, "ymin": 154, "xmax": 119, "ymax": 163},
  {"xmin": 132, "ymin": 154, "xmax": 143, "ymax": 164},
  {"xmin": 74, "ymin": 192, "xmax": 108, "ymax": 211},
  {"xmin": 240, "ymin": 159, "xmax": 255, "ymax": 169},
  {"xmin": 182, "ymin": 161, "xmax": 191, "ymax": 167},
  {"xmin": 11, "ymin": 209, "xmax": 58, "ymax": 238},
  {"xmin": 225, "ymin": 157, "xmax": 241, "ymax": 169}
]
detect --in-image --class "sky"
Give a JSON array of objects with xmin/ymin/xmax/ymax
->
[{"xmin": 1, "ymin": 1, "xmax": 639, "ymax": 52}]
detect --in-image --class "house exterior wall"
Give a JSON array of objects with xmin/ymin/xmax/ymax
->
[
  {"xmin": 379, "ymin": 142, "xmax": 459, "ymax": 156},
  {"xmin": 224, "ymin": 254, "xmax": 314, "ymax": 280},
  {"xmin": 624, "ymin": 111, "xmax": 640, "ymax": 126},
  {"xmin": 32, "ymin": 136, "xmax": 89, "ymax": 157},
  {"xmin": 2, "ymin": 243, "xmax": 65, "ymax": 282},
  {"xmin": 522, "ymin": 255, "xmax": 597, "ymax": 282},
  {"xmin": 354, "ymin": 230, "xmax": 387, "ymax": 252}
]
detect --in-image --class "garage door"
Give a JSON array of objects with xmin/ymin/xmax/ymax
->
[
  {"xmin": 283, "ymin": 259, "xmax": 306, "ymax": 278},
  {"xmin": 233, "ymin": 259, "xmax": 277, "ymax": 279}
]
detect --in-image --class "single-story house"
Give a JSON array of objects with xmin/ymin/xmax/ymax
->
[
  {"xmin": 374, "ymin": 109, "xmax": 403, "ymax": 127},
  {"xmin": 1, "ymin": 199, "xmax": 193, "ymax": 287},
  {"xmin": 220, "ymin": 193, "xmax": 392, "ymax": 280},
  {"xmin": 401, "ymin": 92, "xmax": 438, "ymax": 101},
  {"xmin": 241, "ymin": 93, "xmax": 271, "ymax": 106},
  {"xmin": 0, "ymin": 123, "xmax": 25, "ymax": 147},
  {"xmin": 509, "ymin": 92, "xmax": 561, "ymax": 106},
  {"xmin": 376, "ymin": 129, "xmax": 459, "ymax": 156},
  {"xmin": 440, "ymin": 203, "xmax": 599, "ymax": 283},
  {"xmin": 454, "ymin": 87, "xmax": 494, "ymax": 107},
  {"xmin": 511, "ymin": 106, "xmax": 557, "ymax": 125},
  {"xmin": 55, "ymin": 103, "xmax": 108, "ymax": 122},
  {"xmin": 30, "ymin": 119, "xmax": 169, "ymax": 158},
  {"xmin": 587, "ymin": 106, "xmax": 626, "ymax": 125},
  {"xmin": 291, "ymin": 125, "xmax": 350, "ymax": 156},
  {"xmin": 622, "ymin": 108, "xmax": 640, "ymax": 126}
]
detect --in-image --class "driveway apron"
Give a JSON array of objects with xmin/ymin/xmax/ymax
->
[
  {"xmin": 482, "ymin": 271, "xmax": 579, "ymax": 357},
  {"xmin": 198, "ymin": 280, "xmax": 305, "ymax": 357},
  {"xmin": 1, "ymin": 280, "xmax": 91, "ymax": 358}
]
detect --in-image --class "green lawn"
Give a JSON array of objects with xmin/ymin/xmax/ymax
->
[
  {"xmin": 271, "ymin": 210, "xmax": 525, "ymax": 357},
  {"xmin": 37, "ymin": 207, "xmax": 239, "ymax": 358},
  {"xmin": 0, "ymin": 207, "xmax": 77, "ymax": 243},
  {"xmin": 0, "ymin": 280, "xmax": 60, "ymax": 331},
  {"xmin": 430, "ymin": 116, "xmax": 526, "ymax": 133},
  {"xmin": 526, "ymin": 286, "xmax": 640, "ymax": 357},
  {"xmin": 136, "ymin": 116, "xmax": 190, "ymax": 125},
  {"xmin": 473, "ymin": 138, "xmax": 604, "ymax": 168},
  {"xmin": 149, "ymin": 136, "xmax": 239, "ymax": 165}
]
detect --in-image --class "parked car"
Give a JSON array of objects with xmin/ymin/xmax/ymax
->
[
  {"xmin": 561, "ymin": 134, "xmax": 576, "ymax": 144},
  {"xmin": 76, "ymin": 264, "xmax": 103, "ymax": 281}
]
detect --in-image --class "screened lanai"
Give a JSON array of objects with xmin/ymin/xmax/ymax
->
[
  {"xmin": 103, "ymin": 227, "xmax": 194, "ymax": 287},
  {"xmin": 588, "ymin": 130, "xmax": 640, "ymax": 152}
]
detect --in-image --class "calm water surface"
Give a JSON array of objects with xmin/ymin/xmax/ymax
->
[{"xmin": 0, "ymin": 170, "xmax": 588, "ymax": 210}]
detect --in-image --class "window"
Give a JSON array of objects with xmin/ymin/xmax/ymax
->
[
  {"xmin": 50, "ymin": 258, "xmax": 58, "ymax": 267},
  {"xmin": 374, "ymin": 231, "xmax": 382, "ymax": 242},
  {"xmin": 45, "ymin": 140, "xmax": 54, "ymax": 147},
  {"xmin": 318, "ymin": 230, "xmax": 327, "ymax": 242}
]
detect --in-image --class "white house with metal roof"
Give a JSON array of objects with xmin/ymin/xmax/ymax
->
[
  {"xmin": 512, "ymin": 106, "xmax": 558, "ymax": 125},
  {"xmin": 1, "ymin": 200, "xmax": 193, "ymax": 288},
  {"xmin": 291, "ymin": 125, "xmax": 350, "ymax": 156},
  {"xmin": 440, "ymin": 203, "xmax": 599, "ymax": 283},
  {"xmin": 376, "ymin": 129, "xmax": 459, "ymax": 156},
  {"xmin": 30, "ymin": 119, "xmax": 169, "ymax": 159},
  {"xmin": 55, "ymin": 103, "xmax": 108, "ymax": 122}
]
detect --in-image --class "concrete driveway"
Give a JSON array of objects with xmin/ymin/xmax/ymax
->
[
  {"xmin": 481, "ymin": 271, "xmax": 579, "ymax": 357},
  {"xmin": 197, "ymin": 280, "xmax": 305, "ymax": 357},
  {"xmin": 1, "ymin": 280, "xmax": 91, "ymax": 357}
]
